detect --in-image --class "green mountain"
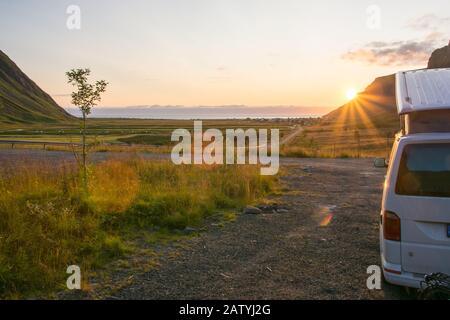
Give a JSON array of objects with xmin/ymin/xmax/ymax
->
[
  {"xmin": 323, "ymin": 43, "xmax": 450, "ymax": 129},
  {"xmin": 0, "ymin": 50, "xmax": 75, "ymax": 124}
]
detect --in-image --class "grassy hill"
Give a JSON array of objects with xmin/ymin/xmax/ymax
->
[
  {"xmin": 322, "ymin": 74, "xmax": 397, "ymax": 129},
  {"xmin": 322, "ymin": 43, "xmax": 450, "ymax": 131},
  {"xmin": 283, "ymin": 43, "xmax": 450, "ymax": 158},
  {"xmin": 282, "ymin": 74, "xmax": 399, "ymax": 158},
  {"xmin": 0, "ymin": 50, "xmax": 75, "ymax": 124}
]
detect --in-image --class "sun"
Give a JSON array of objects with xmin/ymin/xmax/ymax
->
[{"xmin": 346, "ymin": 88, "xmax": 357, "ymax": 101}]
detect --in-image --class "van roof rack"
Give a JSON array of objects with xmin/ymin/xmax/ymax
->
[{"xmin": 396, "ymin": 68, "xmax": 450, "ymax": 115}]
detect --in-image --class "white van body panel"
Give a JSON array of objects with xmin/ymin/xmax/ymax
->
[{"xmin": 381, "ymin": 133, "xmax": 450, "ymax": 288}]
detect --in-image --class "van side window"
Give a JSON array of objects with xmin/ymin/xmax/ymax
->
[{"xmin": 396, "ymin": 143, "xmax": 450, "ymax": 197}]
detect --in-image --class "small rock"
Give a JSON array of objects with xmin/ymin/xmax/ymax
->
[
  {"xmin": 276, "ymin": 209, "xmax": 289, "ymax": 213},
  {"xmin": 182, "ymin": 226, "xmax": 198, "ymax": 234},
  {"xmin": 243, "ymin": 206, "xmax": 262, "ymax": 215},
  {"xmin": 256, "ymin": 205, "xmax": 274, "ymax": 212},
  {"xmin": 324, "ymin": 288, "xmax": 337, "ymax": 294}
]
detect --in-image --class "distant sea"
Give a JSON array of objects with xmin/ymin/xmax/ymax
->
[{"xmin": 65, "ymin": 106, "xmax": 331, "ymax": 119}]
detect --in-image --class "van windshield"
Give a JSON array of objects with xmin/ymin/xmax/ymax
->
[{"xmin": 396, "ymin": 143, "xmax": 450, "ymax": 197}]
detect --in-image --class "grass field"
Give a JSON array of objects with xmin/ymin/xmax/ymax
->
[
  {"xmin": 0, "ymin": 118, "xmax": 304, "ymax": 152},
  {"xmin": 0, "ymin": 158, "xmax": 276, "ymax": 298},
  {"xmin": 281, "ymin": 121, "xmax": 399, "ymax": 159},
  {"xmin": 1, "ymin": 116, "xmax": 399, "ymax": 158}
]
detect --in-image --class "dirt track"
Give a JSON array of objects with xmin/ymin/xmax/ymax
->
[{"xmin": 0, "ymin": 150, "xmax": 407, "ymax": 299}]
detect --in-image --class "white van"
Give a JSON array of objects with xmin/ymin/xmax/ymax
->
[{"xmin": 377, "ymin": 68, "xmax": 450, "ymax": 289}]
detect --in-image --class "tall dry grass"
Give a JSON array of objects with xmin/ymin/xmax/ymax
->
[{"xmin": 0, "ymin": 158, "xmax": 275, "ymax": 298}]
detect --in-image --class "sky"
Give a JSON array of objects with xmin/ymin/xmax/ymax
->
[{"xmin": 0, "ymin": 0, "xmax": 449, "ymax": 109}]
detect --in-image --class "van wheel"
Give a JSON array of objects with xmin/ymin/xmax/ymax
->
[
  {"xmin": 403, "ymin": 287, "xmax": 418, "ymax": 298},
  {"xmin": 419, "ymin": 287, "xmax": 450, "ymax": 300}
]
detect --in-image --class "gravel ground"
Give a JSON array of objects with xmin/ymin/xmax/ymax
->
[
  {"xmin": 0, "ymin": 150, "xmax": 408, "ymax": 299},
  {"xmin": 106, "ymin": 158, "xmax": 406, "ymax": 299}
]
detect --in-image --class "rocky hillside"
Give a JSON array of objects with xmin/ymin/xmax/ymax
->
[
  {"xmin": 428, "ymin": 43, "xmax": 450, "ymax": 69},
  {"xmin": 0, "ymin": 50, "xmax": 75, "ymax": 124},
  {"xmin": 323, "ymin": 43, "xmax": 450, "ymax": 129}
]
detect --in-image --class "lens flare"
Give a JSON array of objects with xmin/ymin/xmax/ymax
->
[{"xmin": 346, "ymin": 88, "xmax": 357, "ymax": 101}]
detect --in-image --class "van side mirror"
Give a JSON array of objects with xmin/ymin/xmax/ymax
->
[{"xmin": 374, "ymin": 158, "xmax": 388, "ymax": 168}]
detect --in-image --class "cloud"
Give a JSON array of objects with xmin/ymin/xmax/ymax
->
[
  {"xmin": 342, "ymin": 39, "xmax": 441, "ymax": 66},
  {"xmin": 407, "ymin": 14, "xmax": 450, "ymax": 31},
  {"xmin": 342, "ymin": 14, "xmax": 449, "ymax": 67}
]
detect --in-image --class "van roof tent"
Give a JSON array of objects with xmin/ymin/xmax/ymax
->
[{"xmin": 396, "ymin": 68, "xmax": 450, "ymax": 115}]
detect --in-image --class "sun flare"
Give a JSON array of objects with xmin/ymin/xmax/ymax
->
[{"xmin": 346, "ymin": 88, "xmax": 357, "ymax": 101}]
